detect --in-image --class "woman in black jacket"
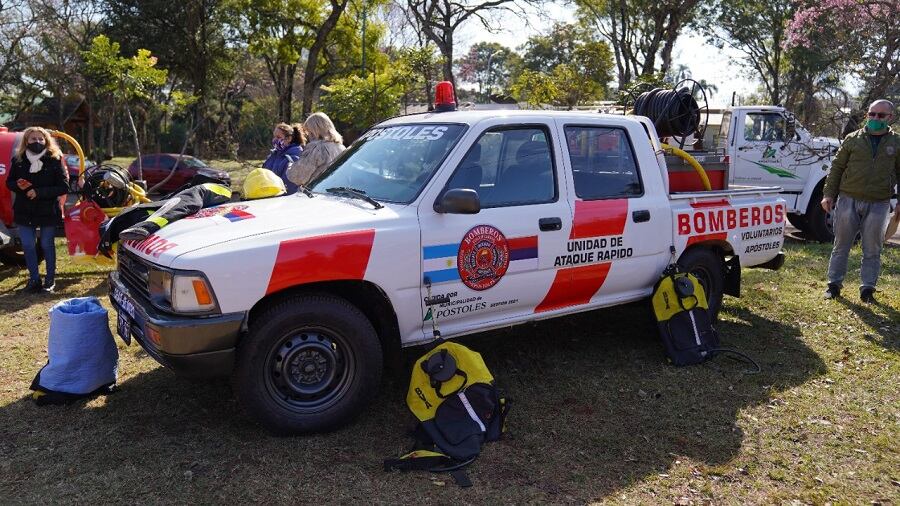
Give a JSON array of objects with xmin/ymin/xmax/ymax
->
[{"xmin": 4, "ymin": 127, "xmax": 68, "ymax": 293}]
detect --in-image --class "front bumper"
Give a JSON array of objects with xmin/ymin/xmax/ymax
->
[{"xmin": 108, "ymin": 271, "xmax": 246, "ymax": 377}]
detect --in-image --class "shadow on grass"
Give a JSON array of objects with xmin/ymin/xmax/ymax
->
[
  {"xmin": 0, "ymin": 302, "xmax": 824, "ymax": 503},
  {"xmin": 836, "ymin": 298, "xmax": 900, "ymax": 353},
  {"xmin": 0, "ymin": 273, "xmax": 108, "ymax": 312}
]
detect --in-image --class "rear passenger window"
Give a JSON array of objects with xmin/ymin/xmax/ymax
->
[
  {"xmin": 565, "ymin": 126, "xmax": 642, "ymax": 200},
  {"xmin": 444, "ymin": 126, "xmax": 556, "ymax": 208}
]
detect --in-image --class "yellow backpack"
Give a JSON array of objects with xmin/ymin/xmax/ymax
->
[{"xmin": 384, "ymin": 340, "xmax": 509, "ymax": 486}]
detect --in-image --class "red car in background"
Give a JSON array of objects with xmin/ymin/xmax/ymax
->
[{"xmin": 127, "ymin": 154, "xmax": 231, "ymax": 193}]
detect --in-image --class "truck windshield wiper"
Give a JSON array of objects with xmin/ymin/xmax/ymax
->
[
  {"xmin": 326, "ymin": 186, "xmax": 384, "ymax": 209},
  {"xmin": 297, "ymin": 184, "xmax": 314, "ymax": 198}
]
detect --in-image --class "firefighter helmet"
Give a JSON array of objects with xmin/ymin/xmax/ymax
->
[{"xmin": 243, "ymin": 168, "xmax": 286, "ymax": 199}]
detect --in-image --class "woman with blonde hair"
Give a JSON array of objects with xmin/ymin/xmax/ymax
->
[
  {"xmin": 262, "ymin": 122, "xmax": 306, "ymax": 194},
  {"xmin": 287, "ymin": 112, "xmax": 345, "ymax": 187},
  {"xmin": 4, "ymin": 127, "xmax": 68, "ymax": 293}
]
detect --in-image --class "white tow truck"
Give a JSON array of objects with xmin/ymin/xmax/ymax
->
[
  {"xmin": 683, "ymin": 106, "xmax": 839, "ymax": 241},
  {"xmin": 109, "ymin": 96, "xmax": 787, "ymax": 434}
]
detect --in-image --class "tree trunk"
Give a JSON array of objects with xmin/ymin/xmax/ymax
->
[
  {"xmin": 86, "ymin": 95, "xmax": 94, "ymax": 160},
  {"xmin": 125, "ymin": 105, "xmax": 142, "ymax": 181},
  {"xmin": 302, "ymin": 0, "xmax": 349, "ymax": 118},
  {"xmin": 107, "ymin": 104, "xmax": 116, "ymax": 158}
]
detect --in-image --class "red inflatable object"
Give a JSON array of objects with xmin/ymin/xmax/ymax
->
[{"xmin": 64, "ymin": 200, "xmax": 106, "ymax": 257}]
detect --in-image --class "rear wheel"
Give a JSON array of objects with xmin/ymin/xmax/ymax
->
[
  {"xmin": 678, "ymin": 247, "xmax": 725, "ymax": 321},
  {"xmin": 233, "ymin": 293, "xmax": 383, "ymax": 435}
]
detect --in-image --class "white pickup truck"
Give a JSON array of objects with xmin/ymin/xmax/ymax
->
[
  {"xmin": 109, "ymin": 109, "xmax": 787, "ymax": 434},
  {"xmin": 702, "ymin": 106, "xmax": 839, "ymax": 242}
]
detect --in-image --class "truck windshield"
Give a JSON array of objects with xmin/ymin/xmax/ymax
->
[{"xmin": 309, "ymin": 123, "xmax": 466, "ymax": 204}]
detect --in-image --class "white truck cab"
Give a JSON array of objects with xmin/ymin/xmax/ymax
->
[
  {"xmin": 109, "ymin": 106, "xmax": 787, "ymax": 434},
  {"xmin": 718, "ymin": 106, "xmax": 839, "ymax": 241}
]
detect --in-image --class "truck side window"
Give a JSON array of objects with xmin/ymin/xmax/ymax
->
[
  {"xmin": 564, "ymin": 126, "xmax": 643, "ymax": 200},
  {"xmin": 744, "ymin": 113, "xmax": 785, "ymax": 142},
  {"xmin": 444, "ymin": 126, "xmax": 556, "ymax": 208}
]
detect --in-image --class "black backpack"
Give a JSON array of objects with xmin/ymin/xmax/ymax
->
[{"xmin": 651, "ymin": 265, "xmax": 720, "ymax": 366}]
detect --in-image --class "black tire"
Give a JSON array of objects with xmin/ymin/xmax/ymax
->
[
  {"xmin": 786, "ymin": 213, "xmax": 808, "ymax": 232},
  {"xmin": 233, "ymin": 293, "xmax": 383, "ymax": 435},
  {"xmin": 806, "ymin": 188, "xmax": 835, "ymax": 243},
  {"xmin": 678, "ymin": 247, "xmax": 725, "ymax": 321}
]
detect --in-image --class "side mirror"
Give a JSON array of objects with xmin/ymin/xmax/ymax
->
[{"xmin": 434, "ymin": 188, "xmax": 480, "ymax": 214}]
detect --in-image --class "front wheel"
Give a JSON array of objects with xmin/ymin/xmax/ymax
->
[
  {"xmin": 806, "ymin": 188, "xmax": 835, "ymax": 243},
  {"xmin": 233, "ymin": 293, "xmax": 383, "ymax": 435},
  {"xmin": 678, "ymin": 247, "xmax": 725, "ymax": 321}
]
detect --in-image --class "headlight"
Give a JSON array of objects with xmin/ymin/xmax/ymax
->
[
  {"xmin": 148, "ymin": 268, "xmax": 217, "ymax": 314},
  {"xmin": 148, "ymin": 269, "xmax": 172, "ymax": 305},
  {"xmin": 171, "ymin": 274, "xmax": 217, "ymax": 313}
]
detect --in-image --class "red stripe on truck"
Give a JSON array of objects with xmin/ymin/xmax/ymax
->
[
  {"xmin": 535, "ymin": 262, "xmax": 612, "ymax": 313},
  {"xmin": 570, "ymin": 199, "xmax": 628, "ymax": 239},
  {"xmin": 266, "ymin": 229, "xmax": 375, "ymax": 295}
]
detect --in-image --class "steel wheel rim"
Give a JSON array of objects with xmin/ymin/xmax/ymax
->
[{"xmin": 264, "ymin": 328, "xmax": 355, "ymax": 413}]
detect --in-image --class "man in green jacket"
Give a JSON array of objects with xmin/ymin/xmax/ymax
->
[{"xmin": 821, "ymin": 99, "xmax": 899, "ymax": 303}]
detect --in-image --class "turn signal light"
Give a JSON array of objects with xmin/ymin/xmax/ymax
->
[{"xmin": 192, "ymin": 279, "xmax": 212, "ymax": 305}]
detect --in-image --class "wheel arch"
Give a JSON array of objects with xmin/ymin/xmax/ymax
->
[{"xmin": 247, "ymin": 280, "xmax": 403, "ymax": 369}]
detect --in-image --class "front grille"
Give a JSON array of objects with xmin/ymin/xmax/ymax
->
[{"xmin": 118, "ymin": 249, "xmax": 151, "ymax": 300}]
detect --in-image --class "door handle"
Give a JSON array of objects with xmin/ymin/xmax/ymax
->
[
  {"xmin": 632, "ymin": 210, "xmax": 651, "ymax": 223},
  {"xmin": 539, "ymin": 217, "xmax": 562, "ymax": 231}
]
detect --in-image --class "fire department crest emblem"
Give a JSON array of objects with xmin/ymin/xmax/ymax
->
[{"xmin": 457, "ymin": 225, "xmax": 510, "ymax": 291}]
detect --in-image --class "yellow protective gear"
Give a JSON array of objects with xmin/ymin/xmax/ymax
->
[{"xmin": 243, "ymin": 168, "xmax": 286, "ymax": 199}]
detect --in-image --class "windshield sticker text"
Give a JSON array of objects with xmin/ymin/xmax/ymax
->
[{"xmin": 365, "ymin": 125, "xmax": 448, "ymax": 142}]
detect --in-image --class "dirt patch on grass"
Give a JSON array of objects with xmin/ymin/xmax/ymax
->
[{"xmin": 1, "ymin": 240, "xmax": 897, "ymax": 503}]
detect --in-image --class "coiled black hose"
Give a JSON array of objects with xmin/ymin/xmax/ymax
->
[
  {"xmin": 633, "ymin": 87, "xmax": 701, "ymax": 138},
  {"xmin": 80, "ymin": 164, "xmax": 133, "ymax": 208}
]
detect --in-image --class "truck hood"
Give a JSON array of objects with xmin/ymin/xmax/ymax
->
[
  {"xmin": 123, "ymin": 193, "xmax": 389, "ymax": 266},
  {"xmin": 810, "ymin": 136, "xmax": 840, "ymax": 151}
]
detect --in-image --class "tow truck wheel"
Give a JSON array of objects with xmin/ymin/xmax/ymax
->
[
  {"xmin": 806, "ymin": 187, "xmax": 835, "ymax": 243},
  {"xmin": 678, "ymin": 247, "xmax": 725, "ymax": 321},
  {"xmin": 234, "ymin": 293, "xmax": 383, "ymax": 435}
]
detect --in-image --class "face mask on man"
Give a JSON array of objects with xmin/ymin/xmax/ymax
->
[
  {"xmin": 26, "ymin": 142, "xmax": 45, "ymax": 154},
  {"xmin": 866, "ymin": 118, "xmax": 887, "ymax": 131}
]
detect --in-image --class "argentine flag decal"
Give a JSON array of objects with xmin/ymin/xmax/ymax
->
[{"xmin": 423, "ymin": 235, "xmax": 539, "ymax": 285}]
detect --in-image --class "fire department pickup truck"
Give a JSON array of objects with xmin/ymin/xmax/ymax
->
[{"xmin": 109, "ymin": 108, "xmax": 786, "ymax": 434}]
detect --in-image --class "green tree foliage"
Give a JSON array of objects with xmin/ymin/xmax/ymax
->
[
  {"xmin": 512, "ymin": 24, "xmax": 614, "ymax": 109},
  {"xmin": 696, "ymin": 0, "xmax": 796, "ymax": 106},
  {"xmin": 405, "ymin": 0, "xmax": 520, "ymax": 91},
  {"xmin": 575, "ymin": 0, "xmax": 703, "ymax": 89},
  {"xmin": 82, "ymin": 35, "xmax": 168, "ymax": 177},
  {"xmin": 318, "ymin": 62, "xmax": 413, "ymax": 133},
  {"xmin": 455, "ymin": 42, "xmax": 520, "ymax": 100},
  {"xmin": 101, "ymin": 0, "xmax": 234, "ymax": 121},
  {"xmin": 396, "ymin": 45, "xmax": 443, "ymax": 109}
]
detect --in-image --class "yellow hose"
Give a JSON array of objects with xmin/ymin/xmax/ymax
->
[
  {"xmin": 50, "ymin": 130, "xmax": 85, "ymax": 177},
  {"xmin": 661, "ymin": 143, "xmax": 712, "ymax": 191}
]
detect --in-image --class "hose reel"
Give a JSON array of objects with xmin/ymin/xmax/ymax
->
[{"xmin": 622, "ymin": 79, "xmax": 710, "ymax": 149}]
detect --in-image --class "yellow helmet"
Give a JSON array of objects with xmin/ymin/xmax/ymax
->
[{"xmin": 243, "ymin": 168, "xmax": 286, "ymax": 199}]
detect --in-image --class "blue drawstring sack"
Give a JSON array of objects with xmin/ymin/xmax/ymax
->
[{"xmin": 30, "ymin": 297, "xmax": 118, "ymax": 405}]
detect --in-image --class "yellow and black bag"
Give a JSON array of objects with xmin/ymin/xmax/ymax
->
[
  {"xmin": 651, "ymin": 265, "xmax": 720, "ymax": 366},
  {"xmin": 384, "ymin": 340, "xmax": 509, "ymax": 486}
]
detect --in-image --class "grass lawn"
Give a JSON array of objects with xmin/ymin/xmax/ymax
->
[{"xmin": 0, "ymin": 235, "xmax": 897, "ymax": 504}]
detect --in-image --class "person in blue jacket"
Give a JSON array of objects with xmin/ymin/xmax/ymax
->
[{"xmin": 262, "ymin": 122, "xmax": 305, "ymax": 194}]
